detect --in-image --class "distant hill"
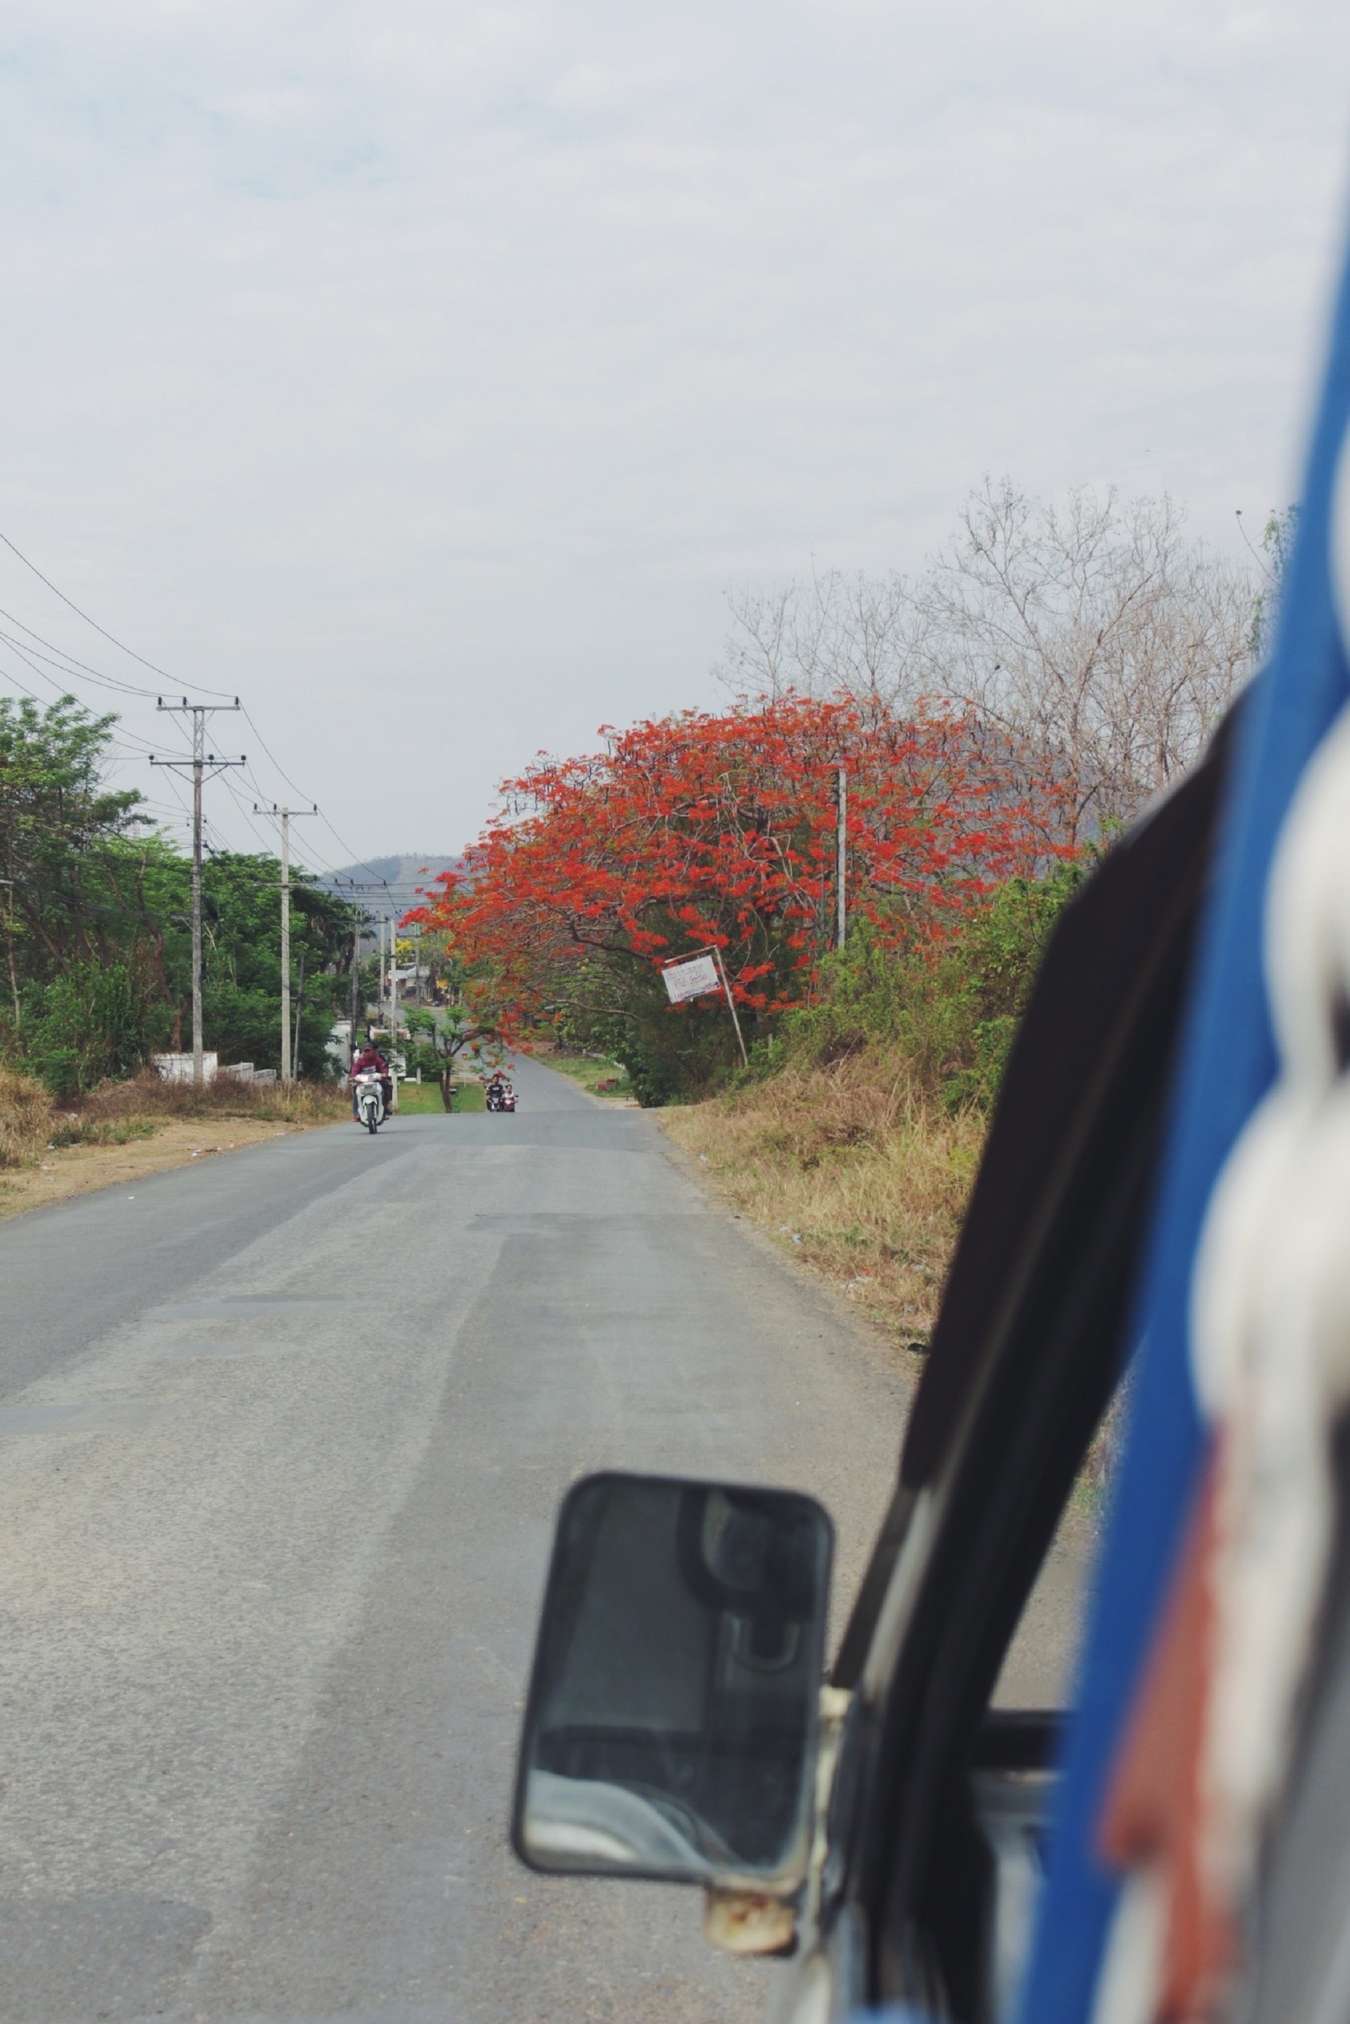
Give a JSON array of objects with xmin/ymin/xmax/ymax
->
[{"xmin": 316, "ymin": 854, "xmax": 461, "ymax": 927}]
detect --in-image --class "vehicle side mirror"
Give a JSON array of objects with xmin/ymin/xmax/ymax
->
[{"xmin": 513, "ymin": 1472, "xmax": 833, "ymax": 1892}]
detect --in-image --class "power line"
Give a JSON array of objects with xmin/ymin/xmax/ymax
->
[
  {"xmin": 315, "ymin": 814, "xmax": 393, "ymax": 884},
  {"xmin": 238, "ymin": 759, "xmax": 344, "ymax": 879},
  {"xmin": 0, "ymin": 625, "xmax": 195, "ymax": 754},
  {"xmin": 0, "ymin": 529, "xmax": 235, "ymax": 699},
  {"xmin": 0, "ymin": 528, "xmax": 393, "ymax": 884},
  {"xmin": 0, "ymin": 637, "xmax": 193, "ymax": 756},
  {"xmin": 221, "ymin": 775, "xmax": 284, "ymax": 856},
  {"xmin": 0, "ymin": 610, "xmax": 159, "ymax": 698},
  {"xmin": 0, "ymin": 660, "xmax": 51, "ymax": 708},
  {"xmin": 240, "ymin": 706, "xmax": 315, "ymax": 805},
  {"xmin": 238, "ymin": 720, "xmax": 390, "ymax": 885}
]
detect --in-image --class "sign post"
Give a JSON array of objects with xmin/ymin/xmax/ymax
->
[{"xmin": 660, "ymin": 947, "xmax": 749, "ymax": 1070}]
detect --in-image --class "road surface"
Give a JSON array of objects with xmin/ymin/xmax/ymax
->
[{"xmin": 0, "ymin": 1057, "xmax": 925, "ymax": 2023}]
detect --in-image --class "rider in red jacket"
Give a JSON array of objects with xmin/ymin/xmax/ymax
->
[{"xmin": 350, "ymin": 1041, "xmax": 392, "ymax": 1115}]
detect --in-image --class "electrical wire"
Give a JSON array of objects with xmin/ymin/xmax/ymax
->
[
  {"xmin": 1, "ymin": 530, "xmax": 398, "ymax": 883},
  {"xmin": 0, "ymin": 637, "xmax": 193, "ymax": 757},
  {"xmin": 0, "ymin": 610, "xmax": 160, "ymax": 699},
  {"xmin": 0, "ymin": 661, "xmax": 52, "ymax": 708},
  {"xmin": 238, "ymin": 716, "xmax": 391, "ymax": 886},
  {"xmin": 237, "ymin": 760, "xmax": 352, "ymax": 881},
  {"xmin": 0, "ymin": 529, "xmax": 235, "ymax": 698},
  {"xmin": 219, "ymin": 777, "xmax": 282, "ymax": 857}
]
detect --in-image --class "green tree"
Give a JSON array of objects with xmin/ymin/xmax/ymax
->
[
  {"xmin": 0, "ymin": 695, "xmax": 362, "ymax": 1089},
  {"xmin": 25, "ymin": 960, "xmax": 166, "ymax": 1099},
  {"xmin": 404, "ymin": 1006, "xmax": 503, "ymax": 1110},
  {"xmin": 0, "ymin": 695, "xmax": 149, "ymax": 1033},
  {"xmin": 195, "ymin": 853, "xmax": 360, "ymax": 1076}
]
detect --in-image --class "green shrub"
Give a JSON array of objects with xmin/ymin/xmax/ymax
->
[
  {"xmin": 769, "ymin": 859, "xmax": 1088, "ymax": 1111},
  {"xmin": 47, "ymin": 1117, "xmax": 157, "ymax": 1148},
  {"xmin": 24, "ymin": 962, "xmax": 167, "ymax": 1099}
]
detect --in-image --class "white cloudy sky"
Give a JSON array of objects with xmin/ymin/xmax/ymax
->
[{"xmin": 1, "ymin": 0, "xmax": 1347, "ymax": 866}]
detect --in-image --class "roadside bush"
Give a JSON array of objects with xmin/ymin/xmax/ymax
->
[
  {"xmin": 766, "ymin": 860, "xmax": 1088, "ymax": 1111},
  {"xmin": 664, "ymin": 858, "xmax": 1093, "ymax": 1340},
  {"xmin": 47, "ymin": 1117, "xmax": 157, "ymax": 1149},
  {"xmin": 0, "ymin": 1067, "xmax": 54, "ymax": 1168},
  {"xmin": 23, "ymin": 961, "xmax": 167, "ymax": 1099},
  {"xmin": 553, "ymin": 857, "xmax": 1088, "ymax": 1109},
  {"xmin": 554, "ymin": 957, "xmax": 733, "ymax": 1107}
]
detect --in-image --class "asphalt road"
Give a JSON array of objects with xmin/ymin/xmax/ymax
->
[{"xmin": 0, "ymin": 1056, "xmax": 929, "ymax": 2024}]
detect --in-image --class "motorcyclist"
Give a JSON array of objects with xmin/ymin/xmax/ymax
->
[
  {"xmin": 486, "ymin": 1068, "xmax": 513, "ymax": 1109},
  {"xmin": 351, "ymin": 1039, "xmax": 393, "ymax": 1118}
]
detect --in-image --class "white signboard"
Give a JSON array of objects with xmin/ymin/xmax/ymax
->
[{"xmin": 662, "ymin": 953, "xmax": 721, "ymax": 1005}]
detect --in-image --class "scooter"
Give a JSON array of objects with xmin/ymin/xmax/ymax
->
[{"xmin": 351, "ymin": 1069, "xmax": 386, "ymax": 1134}]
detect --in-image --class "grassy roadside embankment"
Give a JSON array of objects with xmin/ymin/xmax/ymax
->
[
  {"xmin": 394, "ymin": 1078, "xmax": 487, "ymax": 1114},
  {"xmin": 0, "ymin": 1067, "xmax": 349, "ymax": 1221},
  {"xmin": 658, "ymin": 873, "xmax": 1090, "ymax": 1347},
  {"xmin": 663, "ymin": 1056, "xmax": 1123, "ymax": 1513},
  {"xmin": 536, "ymin": 1051, "xmax": 635, "ymax": 1102},
  {"xmin": 661, "ymin": 1047, "xmax": 982, "ymax": 1343}
]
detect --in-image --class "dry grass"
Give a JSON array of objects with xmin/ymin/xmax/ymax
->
[
  {"xmin": 71, "ymin": 1071, "xmax": 348, "ymax": 1128},
  {"xmin": 662, "ymin": 1048, "xmax": 983, "ymax": 1341},
  {"xmin": 1, "ymin": 1064, "xmax": 346, "ymax": 1180},
  {"xmin": 0, "ymin": 1114, "xmax": 311, "ymax": 1222},
  {"xmin": 0, "ymin": 1069, "xmax": 348, "ymax": 1220},
  {"xmin": 0, "ymin": 1068, "xmax": 54, "ymax": 1169}
]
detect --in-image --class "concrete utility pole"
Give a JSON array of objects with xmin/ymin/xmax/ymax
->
[
  {"xmin": 253, "ymin": 803, "xmax": 317, "ymax": 1085},
  {"xmin": 152, "ymin": 699, "xmax": 245, "ymax": 1087},
  {"xmin": 331, "ymin": 880, "xmax": 390, "ymax": 1066},
  {"xmin": 291, "ymin": 950, "xmax": 306, "ymax": 1081},
  {"xmin": 835, "ymin": 761, "xmax": 848, "ymax": 952}
]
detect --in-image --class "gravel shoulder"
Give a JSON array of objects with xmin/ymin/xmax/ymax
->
[{"xmin": 0, "ymin": 1115, "xmax": 318, "ymax": 1222}]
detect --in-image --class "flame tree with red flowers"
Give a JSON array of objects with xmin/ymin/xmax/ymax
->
[{"xmin": 404, "ymin": 693, "xmax": 1073, "ymax": 1102}]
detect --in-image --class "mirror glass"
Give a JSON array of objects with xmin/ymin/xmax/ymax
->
[{"xmin": 514, "ymin": 1471, "xmax": 833, "ymax": 1888}]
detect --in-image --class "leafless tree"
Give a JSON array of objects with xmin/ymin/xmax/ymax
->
[
  {"xmin": 719, "ymin": 481, "xmax": 1255, "ymax": 840},
  {"xmin": 919, "ymin": 479, "xmax": 1254, "ymax": 837},
  {"xmin": 717, "ymin": 565, "xmax": 933, "ymax": 719}
]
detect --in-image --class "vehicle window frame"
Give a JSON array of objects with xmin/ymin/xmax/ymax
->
[{"xmin": 839, "ymin": 743, "xmax": 1239, "ymax": 2012}]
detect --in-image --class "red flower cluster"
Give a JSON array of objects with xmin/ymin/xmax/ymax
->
[{"xmin": 405, "ymin": 694, "xmax": 1070, "ymax": 1031}]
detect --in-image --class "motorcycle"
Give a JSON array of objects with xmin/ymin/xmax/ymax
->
[
  {"xmin": 351, "ymin": 1068, "xmax": 386, "ymax": 1134},
  {"xmin": 486, "ymin": 1080, "xmax": 517, "ymax": 1113}
]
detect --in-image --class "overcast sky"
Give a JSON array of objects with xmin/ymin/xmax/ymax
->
[{"xmin": 2, "ymin": 0, "xmax": 1347, "ymax": 870}]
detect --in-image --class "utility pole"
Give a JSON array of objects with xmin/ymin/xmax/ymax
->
[
  {"xmin": 292, "ymin": 950, "xmax": 306, "ymax": 1081},
  {"xmin": 332, "ymin": 881, "xmax": 389, "ymax": 1066},
  {"xmin": 152, "ymin": 699, "xmax": 245, "ymax": 1087},
  {"xmin": 253, "ymin": 803, "xmax": 317, "ymax": 1085},
  {"xmin": 835, "ymin": 761, "xmax": 848, "ymax": 952},
  {"xmin": 350, "ymin": 920, "xmax": 362, "ymax": 1057}
]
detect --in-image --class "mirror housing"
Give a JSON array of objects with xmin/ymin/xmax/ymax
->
[{"xmin": 513, "ymin": 1471, "xmax": 834, "ymax": 1892}]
